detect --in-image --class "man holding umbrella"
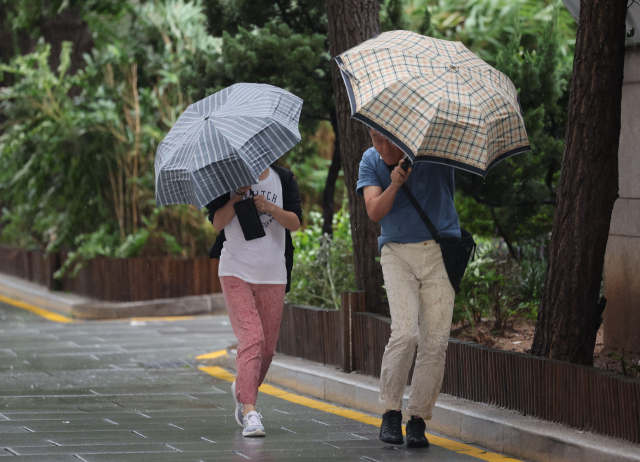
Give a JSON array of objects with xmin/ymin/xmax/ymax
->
[
  {"xmin": 357, "ymin": 129, "xmax": 460, "ymax": 448},
  {"xmin": 336, "ymin": 30, "xmax": 530, "ymax": 448}
]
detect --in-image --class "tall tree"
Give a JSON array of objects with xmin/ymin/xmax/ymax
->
[
  {"xmin": 326, "ymin": 0, "xmax": 386, "ymax": 314},
  {"xmin": 531, "ymin": 0, "xmax": 628, "ymax": 365}
]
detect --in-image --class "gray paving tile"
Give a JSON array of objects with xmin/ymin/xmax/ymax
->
[
  {"xmin": 0, "ymin": 424, "xmax": 31, "ymax": 433},
  {"xmin": 6, "ymin": 443, "xmax": 175, "ymax": 455},
  {"xmin": 37, "ymin": 431, "xmax": 148, "ymax": 445},
  {"xmin": 0, "ymin": 454, "xmax": 78, "ymax": 461}
]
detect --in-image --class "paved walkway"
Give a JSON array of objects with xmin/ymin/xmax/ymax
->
[{"xmin": 0, "ymin": 299, "xmax": 524, "ymax": 461}]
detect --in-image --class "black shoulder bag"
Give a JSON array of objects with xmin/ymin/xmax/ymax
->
[{"xmin": 397, "ymin": 161, "xmax": 476, "ymax": 293}]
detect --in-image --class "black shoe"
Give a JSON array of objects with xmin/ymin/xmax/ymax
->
[
  {"xmin": 379, "ymin": 410, "xmax": 403, "ymax": 445},
  {"xmin": 406, "ymin": 416, "xmax": 430, "ymax": 448}
]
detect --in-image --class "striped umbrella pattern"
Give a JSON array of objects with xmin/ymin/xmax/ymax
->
[
  {"xmin": 335, "ymin": 30, "xmax": 530, "ymax": 176},
  {"xmin": 155, "ymin": 83, "xmax": 302, "ymax": 208}
]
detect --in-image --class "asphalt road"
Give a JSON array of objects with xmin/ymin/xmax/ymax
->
[{"xmin": 0, "ymin": 300, "xmax": 523, "ymax": 461}]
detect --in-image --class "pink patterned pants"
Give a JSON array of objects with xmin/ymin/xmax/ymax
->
[{"xmin": 220, "ymin": 276, "xmax": 286, "ymax": 404}]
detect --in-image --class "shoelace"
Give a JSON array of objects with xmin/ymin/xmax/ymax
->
[
  {"xmin": 407, "ymin": 419, "xmax": 425, "ymax": 437},
  {"xmin": 382, "ymin": 413, "xmax": 402, "ymax": 432},
  {"xmin": 245, "ymin": 412, "xmax": 263, "ymax": 426}
]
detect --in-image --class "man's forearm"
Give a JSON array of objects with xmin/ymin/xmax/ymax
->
[{"xmin": 366, "ymin": 183, "xmax": 400, "ymax": 222}]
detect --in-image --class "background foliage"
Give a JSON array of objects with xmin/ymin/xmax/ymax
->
[
  {"xmin": 286, "ymin": 202, "xmax": 356, "ymax": 308},
  {"xmin": 0, "ymin": 0, "xmax": 218, "ymax": 261},
  {"xmin": 0, "ymin": 0, "xmax": 576, "ymax": 315}
]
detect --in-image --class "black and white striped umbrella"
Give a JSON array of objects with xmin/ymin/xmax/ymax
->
[{"xmin": 155, "ymin": 83, "xmax": 302, "ymax": 208}]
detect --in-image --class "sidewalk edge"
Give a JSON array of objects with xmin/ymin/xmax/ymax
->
[
  {"xmin": 205, "ymin": 350, "xmax": 640, "ymax": 462},
  {"xmin": 0, "ymin": 273, "xmax": 227, "ymax": 319}
]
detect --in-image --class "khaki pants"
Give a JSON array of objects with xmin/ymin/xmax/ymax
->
[{"xmin": 379, "ymin": 241, "xmax": 456, "ymax": 419}]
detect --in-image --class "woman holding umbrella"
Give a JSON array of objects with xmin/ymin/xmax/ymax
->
[
  {"xmin": 206, "ymin": 163, "xmax": 302, "ymax": 437},
  {"xmin": 155, "ymin": 83, "xmax": 303, "ymax": 437}
]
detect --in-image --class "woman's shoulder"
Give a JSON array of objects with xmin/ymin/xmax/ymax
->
[
  {"xmin": 271, "ymin": 165, "xmax": 298, "ymax": 191},
  {"xmin": 271, "ymin": 164, "xmax": 294, "ymax": 180}
]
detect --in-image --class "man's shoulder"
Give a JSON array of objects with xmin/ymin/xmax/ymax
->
[{"xmin": 360, "ymin": 147, "xmax": 380, "ymax": 166}]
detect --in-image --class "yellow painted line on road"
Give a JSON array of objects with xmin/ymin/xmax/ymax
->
[
  {"xmin": 199, "ymin": 366, "xmax": 522, "ymax": 462},
  {"xmin": 0, "ymin": 294, "xmax": 196, "ymax": 324},
  {"xmin": 0, "ymin": 294, "xmax": 76, "ymax": 323},
  {"xmin": 196, "ymin": 349, "xmax": 228, "ymax": 360}
]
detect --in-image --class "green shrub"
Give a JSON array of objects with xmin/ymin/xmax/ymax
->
[
  {"xmin": 454, "ymin": 239, "xmax": 546, "ymax": 332},
  {"xmin": 0, "ymin": 0, "xmax": 217, "ymax": 259},
  {"xmin": 286, "ymin": 202, "xmax": 356, "ymax": 309}
]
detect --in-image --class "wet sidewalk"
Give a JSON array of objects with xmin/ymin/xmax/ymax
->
[{"xmin": 0, "ymin": 300, "xmax": 523, "ymax": 461}]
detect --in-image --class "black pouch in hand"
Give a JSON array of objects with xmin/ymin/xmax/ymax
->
[{"xmin": 233, "ymin": 191, "xmax": 266, "ymax": 241}]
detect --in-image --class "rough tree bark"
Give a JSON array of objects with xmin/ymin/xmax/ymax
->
[
  {"xmin": 41, "ymin": 8, "xmax": 94, "ymax": 76},
  {"xmin": 0, "ymin": 5, "xmax": 92, "ymax": 75},
  {"xmin": 322, "ymin": 108, "xmax": 342, "ymax": 237},
  {"xmin": 531, "ymin": 0, "xmax": 627, "ymax": 366},
  {"xmin": 325, "ymin": 0, "xmax": 386, "ymax": 315}
]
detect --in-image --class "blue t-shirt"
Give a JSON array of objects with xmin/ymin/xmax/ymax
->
[{"xmin": 356, "ymin": 147, "xmax": 461, "ymax": 252}]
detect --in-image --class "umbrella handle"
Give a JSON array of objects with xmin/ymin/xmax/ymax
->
[{"xmin": 400, "ymin": 158, "xmax": 412, "ymax": 172}]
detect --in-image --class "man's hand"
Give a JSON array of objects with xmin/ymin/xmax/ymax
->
[
  {"xmin": 390, "ymin": 161, "xmax": 412, "ymax": 188},
  {"xmin": 253, "ymin": 194, "xmax": 275, "ymax": 214}
]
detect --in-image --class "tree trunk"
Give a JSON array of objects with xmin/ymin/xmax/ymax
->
[
  {"xmin": 322, "ymin": 108, "xmax": 342, "ymax": 236},
  {"xmin": 326, "ymin": 0, "xmax": 386, "ymax": 315},
  {"xmin": 0, "ymin": 5, "xmax": 92, "ymax": 76},
  {"xmin": 531, "ymin": 0, "xmax": 627, "ymax": 366},
  {"xmin": 41, "ymin": 8, "xmax": 94, "ymax": 76}
]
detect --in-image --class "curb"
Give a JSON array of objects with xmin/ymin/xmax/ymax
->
[
  {"xmin": 205, "ymin": 349, "xmax": 640, "ymax": 462},
  {"xmin": 0, "ymin": 273, "xmax": 227, "ymax": 319}
]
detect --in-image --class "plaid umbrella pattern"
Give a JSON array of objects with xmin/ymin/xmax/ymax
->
[
  {"xmin": 155, "ymin": 83, "xmax": 302, "ymax": 208},
  {"xmin": 335, "ymin": 30, "xmax": 530, "ymax": 176}
]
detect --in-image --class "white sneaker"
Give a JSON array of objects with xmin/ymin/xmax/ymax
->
[
  {"xmin": 242, "ymin": 410, "xmax": 265, "ymax": 437},
  {"xmin": 230, "ymin": 381, "xmax": 243, "ymax": 427}
]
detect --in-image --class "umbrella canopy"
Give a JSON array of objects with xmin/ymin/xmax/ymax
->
[
  {"xmin": 155, "ymin": 83, "xmax": 302, "ymax": 208},
  {"xmin": 335, "ymin": 30, "xmax": 530, "ymax": 176}
]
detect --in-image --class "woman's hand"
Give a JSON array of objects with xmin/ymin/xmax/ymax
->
[
  {"xmin": 236, "ymin": 185, "xmax": 251, "ymax": 196},
  {"xmin": 253, "ymin": 194, "xmax": 300, "ymax": 231},
  {"xmin": 212, "ymin": 185, "xmax": 251, "ymax": 231},
  {"xmin": 253, "ymin": 194, "xmax": 275, "ymax": 214}
]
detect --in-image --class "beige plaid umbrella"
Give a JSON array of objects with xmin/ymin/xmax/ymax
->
[{"xmin": 335, "ymin": 30, "xmax": 530, "ymax": 176}]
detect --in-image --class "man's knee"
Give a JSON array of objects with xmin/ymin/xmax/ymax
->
[
  {"xmin": 419, "ymin": 329, "xmax": 450, "ymax": 354},
  {"xmin": 389, "ymin": 329, "xmax": 418, "ymax": 349}
]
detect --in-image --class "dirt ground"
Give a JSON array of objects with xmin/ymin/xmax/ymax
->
[{"xmin": 450, "ymin": 318, "xmax": 640, "ymax": 379}]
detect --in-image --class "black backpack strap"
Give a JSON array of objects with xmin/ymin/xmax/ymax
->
[{"xmin": 400, "ymin": 184, "xmax": 441, "ymax": 244}]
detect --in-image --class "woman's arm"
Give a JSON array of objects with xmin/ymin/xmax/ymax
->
[
  {"xmin": 212, "ymin": 186, "xmax": 250, "ymax": 231},
  {"xmin": 254, "ymin": 195, "xmax": 301, "ymax": 232}
]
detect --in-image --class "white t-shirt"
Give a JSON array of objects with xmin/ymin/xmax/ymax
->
[{"xmin": 218, "ymin": 168, "xmax": 287, "ymax": 285}]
